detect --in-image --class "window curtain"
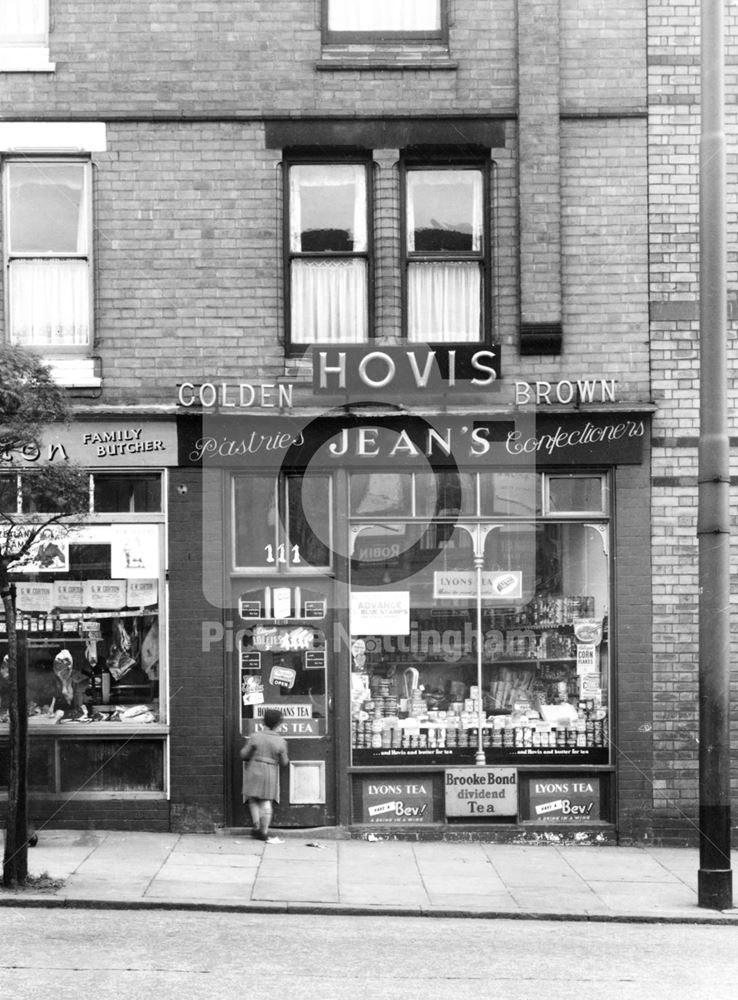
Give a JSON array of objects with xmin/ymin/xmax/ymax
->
[
  {"xmin": 289, "ymin": 164, "xmax": 367, "ymax": 253},
  {"xmin": 328, "ymin": 0, "xmax": 440, "ymax": 31},
  {"xmin": 9, "ymin": 260, "xmax": 90, "ymax": 347},
  {"xmin": 291, "ymin": 259, "xmax": 367, "ymax": 343},
  {"xmin": 0, "ymin": 0, "xmax": 48, "ymax": 42},
  {"xmin": 407, "ymin": 262, "xmax": 480, "ymax": 342},
  {"xmin": 406, "ymin": 170, "xmax": 483, "ymax": 253}
]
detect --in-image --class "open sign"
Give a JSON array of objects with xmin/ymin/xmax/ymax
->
[{"xmin": 269, "ymin": 666, "xmax": 296, "ymax": 689}]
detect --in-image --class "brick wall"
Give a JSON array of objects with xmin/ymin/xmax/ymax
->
[
  {"xmin": 167, "ymin": 468, "xmax": 226, "ymax": 832},
  {"xmin": 613, "ymin": 455, "xmax": 655, "ymax": 843},
  {"xmin": 648, "ymin": 0, "xmax": 738, "ymax": 843},
  {"xmin": 559, "ymin": 119, "xmax": 650, "ymax": 399},
  {"xmin": 27, "ymin": 799, "xmax": 171, "ymax": 833},
  {"xmin": 91, "ymin": 123, "xmax": 285, "ymax": 403},
  {"xmin": 560, "ymin": 0, "xmax": 647, "ymax": 111},
  {"xmin": 4, "ymin": 1, "xmax": 517, "ymax": 117}
]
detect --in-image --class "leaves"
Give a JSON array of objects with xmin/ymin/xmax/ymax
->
[
  {"xmin": 0, "ymin": 346, "xmax": 87, "ymax": 575},
  {"xmin": 0, "ymin": 344, "xmax": 71, "ymax": 457}
]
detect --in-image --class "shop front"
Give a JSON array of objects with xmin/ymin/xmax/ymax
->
[
  {"xmin": 179, "ymin": 391, "xmax": 650, "ymax": 839},
  {"xmin": 0, "ymin": 419, "xmax": 176, "ymax": 830}
]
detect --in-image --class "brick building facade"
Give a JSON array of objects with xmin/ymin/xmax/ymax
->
[{"xmin": 0, "ymin": 1, "xmax": 734, "ymax": 844}]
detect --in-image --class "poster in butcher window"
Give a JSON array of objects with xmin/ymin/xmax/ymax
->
[
  {"xmin": 111, "ymin": 524, "xmax": 159, "ymax": 577},
  {"xmin": 19, "ymin": 527, "xmax": 70, "ymax": 573}
]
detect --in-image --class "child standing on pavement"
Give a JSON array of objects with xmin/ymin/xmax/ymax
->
[{"xmin": 240, "ymin": 708, "xmax": 289, "ymax": 843}]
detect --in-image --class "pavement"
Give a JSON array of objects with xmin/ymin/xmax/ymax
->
[{"xmin": 1, "ymin": 828, "xmax": 737, "ymax": 924}]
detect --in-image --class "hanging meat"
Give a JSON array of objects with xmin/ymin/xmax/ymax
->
[
  {"xmin": 106, "ymin": 618, "xmax": 136, "ymax": 681},
  {"xmin": 140, "ymin": 620, "xmax": 159, "ymax": 680}
]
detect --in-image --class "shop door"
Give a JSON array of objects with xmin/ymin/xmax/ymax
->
[{"xmin": 231, "ymin": 580, "xmax": 336, "ymax": 828}]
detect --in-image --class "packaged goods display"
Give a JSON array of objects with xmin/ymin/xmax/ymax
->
[{"xmin": 350, "ymin": 603, "xmax": 609, "ymax": 766}]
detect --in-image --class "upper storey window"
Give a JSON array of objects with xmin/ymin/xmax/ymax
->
[
  {"xmin": 4, "ymin": 160, "xmax": 93, "ymax": 352},
  {"xmin": 0, "ymin": 0, "xmax": 54, "ymax": 71},
  {"xmin": 287, "ymin": 162, "xmax": 369, "ymax": 346},
  {"xmin": 324, "ymin": 0, "xmax": 444, "ymax": 42},
  {"xmin": 404, "ymin": 166, "xmax": 487, "ymax": 342}
]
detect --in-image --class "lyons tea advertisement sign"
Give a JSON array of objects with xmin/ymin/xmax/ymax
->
[
  {"xmin": 525, "ymin": 777, "xmax": 602, "ymax": 822},
  {"xmin": 360, "ymin": 777, "xmax": 438, "ymax": 824}
]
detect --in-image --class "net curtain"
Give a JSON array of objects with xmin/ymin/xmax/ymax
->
[
  {"xmin": 327, "ymin": 0, "xmax": 441, "ymax": 32},
  {"xmin": 0, "ymin": 0, "xmax": 48, "ymax": 42},
  {"xmin": 406, "ymin": 171, "xmax": 483, "ymax": 342},
  {"xmin": 8, "ymin": 164, "xmax": 90, "ymax": 348}
]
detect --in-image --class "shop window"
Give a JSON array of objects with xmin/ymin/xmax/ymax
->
[
  {"xmin": 3, "ymin": 159, "xmax": 92, "ymax": 352},
  {"xmin": 404, "ymin": 165, "xmax": 488, "ymax": 342},
  {"xmin": 3, "ymin": 537, "xmax": 162, "ymax": 718},
  {"xmin": 0, "ymin": 473, "xmax": 19, "ymax": 513},
  {"xmin": 19, "ymin": 470, "xmax": 91, "ymax": 515},
  {"xmin": 286, "ymin": 162, "xmax": 369, "ymax": 347},
  {"xmin": 350, "ymin": 473, "xmax": 413, "ymax": 517},
  {"xmin": 349, "ymin": 472, "xmax": 611, "ymax": 768},
  {"xmin": 478, "ymin": 472, "xmax": 540, "ymax": 518},
  {"xmin": 350, "ymin": 471, "xmax": 539, "ymax": 521},
  {"xmin": 1, "ymin": 466, "xmax": 167, "ymax": 798},
  {"xmin": 545, "ymin": 475, "xmax": 606, "ymax": 515},
  {"xmin": 2, "ymin": 507, "xmax": 164, "ymax": 725},
  {"xmin": 5, "ymin": 472, "xmax": 163, "ymax": 515},
  {"xmin": 233, "ymin": 473, "xmax": 332, "ymax": 571},
  {"xmin": 324, "ymin": 0, "xmax": 445, "ymax": 42},
  {"xmin": 413, "ymin": 470, "xmax": 476, "ymax": 519},
  {"xmin": 93, "ymin": 474, "xmax": 162, "ymax": 513}
]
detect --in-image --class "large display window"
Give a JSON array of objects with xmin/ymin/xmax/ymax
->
[
  {"xmin": 0, "ymin": 471, "xmax": 167, "ymax": 797},
  {"xmin": 349, "ymin": 471, "xmax": 610, "ymax": 767}
]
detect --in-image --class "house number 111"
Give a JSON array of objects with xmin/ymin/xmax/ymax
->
[{"xmin": 264, "ymin": 544, "xmax": 301, "ymax": 564}]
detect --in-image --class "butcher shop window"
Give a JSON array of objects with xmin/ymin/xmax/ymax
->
[
  {"xmin": 93, "ymin": 474, "xmax": 162, "ymax": 513},
  {"xmin": 0, "ymin": 471, "xmax": 162, "ymax": 514},
  {"xmin": 0, "ymin": 473, "xmax": 166, "ymax": 734},
  {"xmin": 2, "ymin": 539, "xmax": 163, "ymax": 725}
]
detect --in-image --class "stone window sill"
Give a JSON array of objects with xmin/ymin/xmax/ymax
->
[
  {"xmin": 0, "ymin": 46, "xmax": 55, "ymax": 72},
  {"xmin": 317, "ymin": 44, "xmax": 456, "ymax": 71},
  {"xmin": 47, "ymin": 357, "xmax": 102, "ymax": 389}
]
